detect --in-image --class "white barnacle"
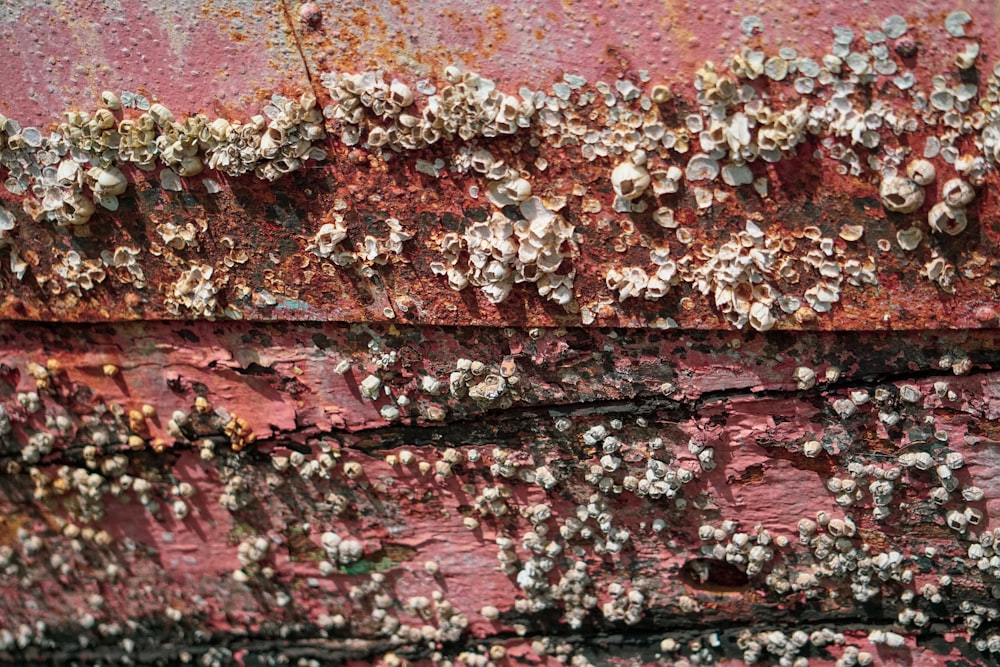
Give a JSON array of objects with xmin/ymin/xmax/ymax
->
[
  {"xmin": 927, "ymin": 202, "xmax": 967, "ymax": 236},
  {"xmin": 652, "ymin": 206, "xmax": 677, "ymax": 228},
  {"xmin": 945, "ymin": 509, "xmax": 967, "ymax": 532},
  {"xmin": 898, "ymin": 384, "xmax": 922, "ymax": 403},
  {"xmin": 88, "ymin": 166, "xmax": 128, "ymax": 197},
  {"xmin": 610, "ymin": 158, "xmax": 650, "ymax": 200},
  {"xmin": 763, "ymin": 56, "xmax": 789, "ymax": 81},
  {"xmin": 879, "ymin": 176, "xmax": 924, "ymax": 214},
  {"xmin": 359, "ymin": 374, "xmax": 382, "ymax": 399},
  {"xmin": 963, "ymin": 486, "xmax": 985, "ymax": 502},
  {"xmin": 748, "ymin": 302, "xmax": 776, "ymax": 332},
  {"xmin": 882, "ymin": 14, "xmax": 908, "ymax": 38},
  {"xmin": 793, "ymin": 366, "xmax": 816, "ymax": 390},
  {"xmin": 685, "ymin": 153, "xmax": 720, "ymax": 181},
  {"xmin": 895, "ymin": 227, "xmax": 923, "ymax": 250},
  {"xmin": 309, "ymin": 220, "xmax": 349, "ymax": 258},
  {"xmin": 148, "ymin": 103, "xmax": 175, "ymax": 126},
  {"xmin": 944, "ymin": 10, "xmax": 971, "ymax": 37},
  {"xmin": 832, "ymin": 398, "xmax": 856, "ymax": 419},
  {"xmin": 905, "ymin": 159, "xmax": 936, "ymax": 186},
  {"xmin": 172, "ymin": 499, "xmax": 189, "ymax": 519},
  {"xmin": 940, "ymin": 178, "xmax": 975, "ymax": 208},
  {"xmin": 649, "ymin": 166, "xmax": 683, "ymax": 195}
]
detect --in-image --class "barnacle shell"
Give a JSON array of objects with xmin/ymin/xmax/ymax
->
[
  {"xmin": 941, "ymin": 178, "xmax": 975, "ymax": 207},
  {"xmin": 879, "ymin": 176, "xmax": 924, "ymax": 214},
  {"xmin": 685, "ymin": 153, "xmax": 720, "ymax": 181},
  {"xmin": 927, "ymin": 202, "xmax": 968, "ymax": 235},
  {"xmin": 895, "ymin": 227, "xmax": 923, "ymax": 250},
  {"xmin": 88, "ymin": 166, "xmax": 128, "ymax": 197},
  {"xmin": 905, "ymin": 159, "xmax": 936, "ymax": 186},
  {"xmin": 610, "ymin": 160, "xmax": 650, "ymax": 200}
]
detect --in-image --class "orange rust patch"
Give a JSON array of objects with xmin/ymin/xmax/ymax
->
[
  {"xmin": 905, "ymin": 523, "xmax": 957, "ymax": 540},
  {"xmin": 483, "ymin": 6, "xmax": 509, "ymax": 56},
  {"xmin": 0, "ymin": 513, "xmax": 29, "ymax": 547},
  {"xmin": 387, "ymin": 0, "xmax": 409, "ymax": 14},
  {"xmin": 857, "ymin": 528, "xmax": 890, "ymax": 551},
  {"xmin": 727, "ymin": 463, "xmax": 765, "ymax": 485}
]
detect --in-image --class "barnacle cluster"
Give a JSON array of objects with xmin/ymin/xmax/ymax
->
[
  {"xmin": 320, "ymin": 10, "xmax": 1000, "ymax": 323},
  {"xmin": 605, "ymin": 219, "xmax": 876, "ymax": 330},
  {"xmin": 165, "ymin": 263, "xmax": 225, "ymax": 318},
  {"xmin": 737, "ymin": 628, "xmax": 857, "ymax": 666},
  {"xmin": 308, "ymin": 211, "xmax": 350, "ymax": 263},
  {"xmin": 321, "ymin": 67, "xmax": 533, "ymax": 150},
  {"xmin": 307, "ymin": 209, "xmax": 413, "ymax": 272},
  {"xmin": 980, "ymin": 64, "xmax": 1000, "ymax": 160},
  {"xmin": 446, "ymin": 357, "xmax": 520, "ymax": 409},
  {"xmin": 605, "ymin": 245, "xmax": 679, "ymax": 302},
  {"xmin": 698, "ymin": 521, "xmax": 779, "ymax": 577},
  {"xmin": 157, "ymin": 219, "xmax": 205, "ymax": 250},
  {"xmin": 0, "ymin": 8, "xmax": 994, "ymax": 329},
  {"xmin": 50, "ymin": 250, "xmax": 107, "ymax": 297},
  {"xmin": 432, "ymin": 197, "xmax": 576, "ymax": 306},
  {"xmin": 1, "ymin": 320, "xmax": 1000, "ymax": 665},
  {"xmin": 3, "ymin": 92, "xmax": 326, "ymax": 234},
  {"xmin": 3, "ymin": 9, "xmax": 1000, "ymax": 660},
  {"xmin": 100, "ymin": 246, "xmax": 145, "ymax": 287}
]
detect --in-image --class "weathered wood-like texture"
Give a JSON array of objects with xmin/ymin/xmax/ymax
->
[
  {"xmin": 2, "ymin": 324, "xmax": 1000, "ymax": 665},
  {"xmin": 1, "ymin": 1, "xmax": 1000, "ymax": 666}
]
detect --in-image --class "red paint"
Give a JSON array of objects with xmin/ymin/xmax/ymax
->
[{"xmin": 0, "ymin": 1, "xmax": 998, "ymax": 664}]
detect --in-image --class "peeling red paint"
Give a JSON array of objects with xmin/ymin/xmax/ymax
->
[
  {"xmin": 1, "ymin": 1, "xmax": 1000, "ymax": 665},
  {"xmin": 0, "ymin": 323, "xmax": 998, "ymax": 663}
]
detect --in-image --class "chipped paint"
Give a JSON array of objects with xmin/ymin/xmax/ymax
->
[
  {"xmin": 0, "ymin": 324, "xmax": 997, "ymax": 663},
  {"xmin": 1, "ymin": 1, "xmax": 1000, "ymax": 665}
]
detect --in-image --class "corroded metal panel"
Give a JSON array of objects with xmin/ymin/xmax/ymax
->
[
  {"xmin": 0, "ymin": 3, "xmax": 995, "ymax": 328},
  {"xmin": 0, "ymin": 0, "xmax": 311, "ymax": 126},
  {"xmin": 3, "ymin": 1, "xmax": 1000, "ymax": 666}
]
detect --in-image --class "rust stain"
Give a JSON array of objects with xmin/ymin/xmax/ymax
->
[{"xmin": 0, "ymin": 2, "xmax": 998, "ymax": 663}]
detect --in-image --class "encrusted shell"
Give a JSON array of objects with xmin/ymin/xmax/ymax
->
[
  {"xmin": 879, "ymin": 176, "xmax": 924, "ymax": 214},
  {"xmin": 839, "ymin": 224, "xmax": 864, "ymax": 242},
  {"xmin": 88, "ymin": 166, "xmax": 128, "ymax": 196},
  {"xmin": 905, "ymin": 159, "xmax": 936, "ymax": 186},
  {"xmin": 610, "ymin": 160, "xmax": 650, "ymax": 200},
  {"xmin": 685, "ymin": 154, "xmax": 720, "ymax": 181},
  {"xmin": 927, "ymin": 202, "xmax": 968, "ymax": 235},
  {"xmin": 895, "ymin": 227, "xmax": 923, "ymax": 250},
  {"xmin": 940, "ymin": 178, "xmax": 975, "ymax": 207}
]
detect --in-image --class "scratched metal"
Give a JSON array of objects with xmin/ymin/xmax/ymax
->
[
  {"xmin": 0, "ymin": 0, "xmax": 311, "ymax": 128},
  {"xmin": 293, "ymin": 0, "xmax": 997, "ymax": 90}
]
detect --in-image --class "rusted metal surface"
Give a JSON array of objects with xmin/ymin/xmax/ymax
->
[
  {"xmin": 0, "ymin": 0, "xmax": 310, "ymax": 127},
  {"xmin": 292, "ymin": 0, "xmax": 995, "ymax": 93},
  {"xmin": 2, "ymin": 1, "xmax": 1000, "ymax": 665},
  {"xmin": 0, "ymin": 2, "xmax": 996, "ymax": 328}
]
